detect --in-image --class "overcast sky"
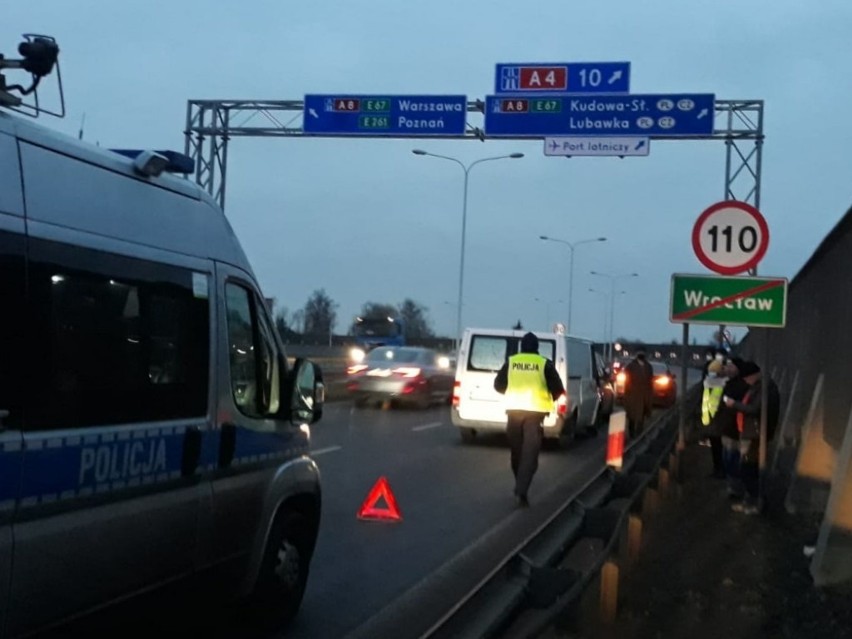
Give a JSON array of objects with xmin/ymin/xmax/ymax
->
[{"xmin": 5, "ymin": 1, "xmax": 851, "ymax": 344}]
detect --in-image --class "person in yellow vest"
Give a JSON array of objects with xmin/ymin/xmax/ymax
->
[
  {"xmin": 494, "ymin": 332, "xmax": 566, "ymax": 507},
  {"xmin": 701, "ymin": 358, "xmax": 727, "ymax": 477}
]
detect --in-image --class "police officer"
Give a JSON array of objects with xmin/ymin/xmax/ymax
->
[{"xmin": 494, "ymin": 332, "xmax": 565, "ymax": 507}]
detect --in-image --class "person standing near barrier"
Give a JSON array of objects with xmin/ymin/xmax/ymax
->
[
  {"xmin": 724, "ymin": 361, "xmax": 781, "ymax": 514},
  {"xmin": 712, "ymin": 357, "xmax": 749, "ymax": 499},
  {"xmin": 701, "ymin": 359, "xmax": 727, "ymax": 478},
  {"xmin": 494, "ymin": 332, "xmax": 565, "ymax": 508},
  {"xmin": 622, "ymin": 351, "xmax": 653, "ymax": 439}
]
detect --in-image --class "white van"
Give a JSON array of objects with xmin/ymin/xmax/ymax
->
[
  {"xmin": 0, "ymin": 41, "xmax": 324, "ymax": 637},
  {"xmin": 450, "ymin": 328, "xmax": 612, "ymax": 444}
]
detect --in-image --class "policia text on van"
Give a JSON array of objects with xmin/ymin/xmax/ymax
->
[{"xmin": 0, "ymin": 36, "xmax": 325, "ymax": 638}]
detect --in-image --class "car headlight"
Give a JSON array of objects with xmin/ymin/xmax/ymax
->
[{"xmin": 350, "ymin": 347, "xmax": 366, "ymax": 363}]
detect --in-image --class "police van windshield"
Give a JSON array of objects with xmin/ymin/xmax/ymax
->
[{"xmin": 468, "ymin": 335, "xmax": 555, "ymax": 372}]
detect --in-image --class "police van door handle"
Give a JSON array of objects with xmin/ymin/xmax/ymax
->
[
  {"xmin": 181, "ymin": 426, "xmax": 202, "ymax": 477},
  {"xmin": 218, "ymin": 423, "xmax": 237, "ymax": 469}
]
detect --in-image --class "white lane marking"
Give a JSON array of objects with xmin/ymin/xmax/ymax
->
[
  {"xmin": 312, "ymin": 445, "xmax": 343, "ymax": 457},
  {"xmin": 412, "ymin": 422, "xmax": 445, "ymax": 432}
]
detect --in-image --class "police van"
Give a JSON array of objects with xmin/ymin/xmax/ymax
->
[
  {"xmin": 0, "ymin": 36, "xmax": 324, "ymax": 637},
  {"xmin": 451, "ymin": 327, "xmax": 612, "ymax": 445}
]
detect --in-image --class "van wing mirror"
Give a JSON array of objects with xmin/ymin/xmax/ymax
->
[{"xmin": 287, "ymin": 358, "xmax": 324, "ymax": 425}]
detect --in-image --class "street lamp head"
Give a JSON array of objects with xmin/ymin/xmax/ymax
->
[
  {"xmin": 412, "ymin": 149, "xmax": 427, "ymax": 155},
  {"xmin": 597, "ymin": 237, "xmax": 607, "ymax": 242},
  {"xmin": 510, "ymin": 153, "xmax": 524, "ymax": 159},
  {"xmin": 539, "ymin": 235, "xmax": 549, "ymax": 240}
]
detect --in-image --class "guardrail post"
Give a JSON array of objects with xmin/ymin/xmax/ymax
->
[
  {"xmin": 599, "ymin": 559, "xmax": 619, "ymax": 624},
  {"xmin": 658, "ymin": 465, "xmax": 670, "ymax": 495},
  {"xmin": 627, "ymin": 513, "xmax": 642, "ymax": 566}
]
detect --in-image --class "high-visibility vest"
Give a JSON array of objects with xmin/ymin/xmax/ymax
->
[
  {"xmin": 504, "ymin": 353, "xmax": 554, "ymax": 413},
  {"xmin": 701, "ymin": 385, "xmax": 724, "ymax": 426},
  {"xmin": 737, "ymin": 390, "xmax": 754, "ymax": 433}
]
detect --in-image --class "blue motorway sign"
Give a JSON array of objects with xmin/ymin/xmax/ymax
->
[
  {"xmin": 484, "ymin": 94, "xmax": 715, "ymax": 138},
  {"xmin": 303, "ymin": 95, "xmax": 467, "ymax": 136},
  {"xmin": 495, "ymin": 62, "xmax": 630, "ymax": 94}
]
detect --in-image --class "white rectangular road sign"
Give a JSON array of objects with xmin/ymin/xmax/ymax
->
[{"xmin": 544, "ymin": 136, "xmax": 650, "ymax": 157}]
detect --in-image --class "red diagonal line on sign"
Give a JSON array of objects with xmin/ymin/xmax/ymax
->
[{"xmin": 673, "ymin": 279, "xmax": 784, "ymax": 321}]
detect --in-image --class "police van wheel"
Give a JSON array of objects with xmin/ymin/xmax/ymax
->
[{"xmin": 250, "ymin": 511, "xmax": 312, "ymax": 629}]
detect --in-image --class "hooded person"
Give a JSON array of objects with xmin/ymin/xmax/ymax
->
[
  {"xmin": 622, "ymin": 351, "xmax": 654, "ymax": 438},
  {"xmin": 494, "ymin": 332, "xmax": 565, "ymax": 507}
]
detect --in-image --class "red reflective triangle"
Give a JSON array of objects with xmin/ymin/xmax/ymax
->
[{"xmin": 357, "ymin": 476, "xmax": 402, "ymax": 522}]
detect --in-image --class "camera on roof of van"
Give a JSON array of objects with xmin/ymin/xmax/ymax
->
[{"xmin": 19, "ymin": 36, "xmax": 59, "ymax": 78}]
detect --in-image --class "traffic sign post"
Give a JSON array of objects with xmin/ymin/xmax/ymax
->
[
  {"xmin": 303, "ymin": 94, "xmax": 467, "ymax": 137},
  {"xmin": 495, "ymin": 62, "xmax": 630, "ymax": 94},
  {"xmin": 544, "ymin": 136, "xmax": 650, "ymax": 157},
  {"xmin": 692, "ymin": 201, "xmax": 769, "ymax": 274},
  {"xmin": 669, "ymin": 274, "xmax": 787, "ymax": 327},
  {"xmin": 484, "ymin": 94, "xmax": 715, "ymax": 138}
]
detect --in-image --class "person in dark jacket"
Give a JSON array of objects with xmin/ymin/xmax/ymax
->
[
  {"xmin": 494, "ymin": 332, "xmax": 565, "ymax": 507},
  {"xmin": 723, "ymin": 361, "xmax": 781, "ymax": 514},
  {"xmin": 711, "ymin": 357, "xmax": 750, "ymax": 494},
  {"xmin": 622, "ymin": 351, "xmax": 653, "ymax": 438}
]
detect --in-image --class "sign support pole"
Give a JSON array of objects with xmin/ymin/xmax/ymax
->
[
  {"xmin": 758, "ymin": 327, "xmax": 770, "ymax": 511},
  {"xmin": 678, "ymin": 322, "xmax": 690, "ymax": 453}
]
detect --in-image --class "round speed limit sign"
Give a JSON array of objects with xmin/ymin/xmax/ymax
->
[{"xmin": 692, "ymin": 201, "xmax": 769, "ymax": 275}]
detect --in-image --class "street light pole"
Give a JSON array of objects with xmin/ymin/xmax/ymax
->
[
  {"xmin": 414, "ymin": 150, "xmax": 524, "ymax": 349},
  {"xmin": 540, "ymin": 235, "xmax": 607, "ymax": 332},
  {"xmin": 590, "ymin": 270, "xmax": 638, "ymax": 361}
]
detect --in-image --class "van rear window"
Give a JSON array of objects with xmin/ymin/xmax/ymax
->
[{"xmin": 468, "ymin": 336, "xmax": 555, "ymax": 372}]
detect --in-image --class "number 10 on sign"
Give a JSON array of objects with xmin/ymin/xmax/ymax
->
[{"xmin": 692, "ymin": 201, "xmax": 770, "ymax": 275}]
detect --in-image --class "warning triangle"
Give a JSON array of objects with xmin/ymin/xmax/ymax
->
[{"xmin": 357, "ymin": 476, "xmax": 402, "ymax": 522}]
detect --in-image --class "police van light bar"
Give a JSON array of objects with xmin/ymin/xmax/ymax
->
[{"xmin": 110, "ymin": 149, "xmax": 195, "ymax": 175}]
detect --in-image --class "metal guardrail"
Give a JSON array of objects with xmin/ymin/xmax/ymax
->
[{"xmin": 419, "ymin": 384, "xmax": 702, "ymax": 639}]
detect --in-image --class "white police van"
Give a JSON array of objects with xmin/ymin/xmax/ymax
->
[
  {"xmin": 451, "ymin": 327, "xmax": 612, "ymax": 445},
  {"xmin": 0, "ymin": 36, "xmax": 324, "ymax": 637}
]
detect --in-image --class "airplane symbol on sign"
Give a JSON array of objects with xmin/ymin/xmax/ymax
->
[{"xmin": 549, "ymin": 140, "xmax": 560, "ymax": 151}]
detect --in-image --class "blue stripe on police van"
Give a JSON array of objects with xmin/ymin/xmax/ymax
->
[
  {"xmin": 18, "ymin": 425, "xmax": 192, "ymax": 507},
  {"xmin": 7, "ymin": 423, "xmax": 309, "ymax": 508}
]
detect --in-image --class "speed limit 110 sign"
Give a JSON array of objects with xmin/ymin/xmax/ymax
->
[{"xmin": 692, "ymin": 201, "xmax": 769, "ymax": 275}]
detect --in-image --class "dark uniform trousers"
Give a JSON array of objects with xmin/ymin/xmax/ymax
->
[{"xmin": 506, "ymin": 410, "xmax": 545, "ymax": 498}]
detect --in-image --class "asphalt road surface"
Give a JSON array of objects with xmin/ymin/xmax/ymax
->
[{"xmin": 34, "ymin": 368, "xmax": 700, "ymax": 639}]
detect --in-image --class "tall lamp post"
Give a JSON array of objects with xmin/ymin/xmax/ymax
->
[
  {"xmin": 590, "ymin": 271, "xmax": 638, "ymax": 360},
  {"xmin": 539, "ymin": 235, "xmax": 607, "ymax": 331},
  {"xmin": 413, "ymin": 150, "xmax": 524, "ymax": 349}
]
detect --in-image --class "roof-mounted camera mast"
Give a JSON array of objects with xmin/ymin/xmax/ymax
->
[{"xmin": 0, "ymin": 33, "xmax": 65, "ymax": 118}]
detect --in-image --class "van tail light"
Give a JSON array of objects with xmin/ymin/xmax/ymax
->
[
  {"xmin": 556, "ymin": 393, "xmax": 568, "ymax": 417},
  {"xmin": 452, "ymin": 380, "xmax": 461, "ymax": 407}
]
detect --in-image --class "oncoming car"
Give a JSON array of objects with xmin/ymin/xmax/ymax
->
[
  {"xmin": 346, "ymin": 346, "xmax": 454, "ymax": 408},
  {"xmin": 614, "ymin": 360, "xmax": 677, "ymax": 407}
]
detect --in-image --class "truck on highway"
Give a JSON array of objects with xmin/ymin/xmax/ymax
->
[{"xmin": 348, "ymin": 314, "xmax": 406, "ymax": 362}]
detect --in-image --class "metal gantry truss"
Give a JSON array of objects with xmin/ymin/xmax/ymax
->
[{"xmin": 184, "ymin": 98, "xmax": 764, "ymax": 211}]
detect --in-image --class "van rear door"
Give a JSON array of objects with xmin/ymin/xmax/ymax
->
[{"xmin": 458, "ymin": 334, "xmax": 559, "ymax": 425}]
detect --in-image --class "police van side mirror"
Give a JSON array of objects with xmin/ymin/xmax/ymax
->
[{"xmin": 286, "ymin": 359, "xmax": 324, "ymax": 425}]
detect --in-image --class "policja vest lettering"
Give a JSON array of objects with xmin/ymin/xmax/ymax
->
[{"xmin": 504, "ymin": 353, "xmax": 554, "ymax": 413}]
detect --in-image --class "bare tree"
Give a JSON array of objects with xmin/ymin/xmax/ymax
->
[
  {"xmin": 398, "ymin": 298, "xmax": 434, "ymax": 338},
  {"xmin": 303, "ymin": 289, "xmax": 337, "ymax": 340}
]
